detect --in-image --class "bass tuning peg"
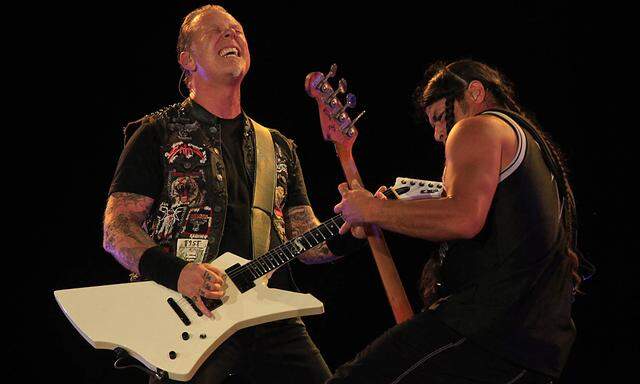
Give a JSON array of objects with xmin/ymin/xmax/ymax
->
[
  {"xmin": 342, "ymin": 109, "xmax": 366, "ymax": 137},
  {"xmin": 324, "ymin": 78, "xmax": 347, "ymax": 106},
  {"xmin": 332, "ymin": 93, "xmax": 357, "ymax": 121},
  {"xmin": 315, "ymin": 63, "xmax": 338, "ymax": 93}
]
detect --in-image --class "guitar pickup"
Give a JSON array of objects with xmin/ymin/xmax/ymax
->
[
  {"xmin": 184, "ymin": 296, "xmax": 203, "ymax": 317},
  {"xmin": 167, "ymin": 297, "xmax": 191, "ymax": 326}
]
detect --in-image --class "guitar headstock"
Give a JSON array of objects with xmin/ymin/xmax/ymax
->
[
  {"xmin": 305, "ymin": 64, "xmax": 366, "ymax": 150},
  {"xmin": 390, "ymin": 177, "xmax": 444, "ymax": 201}
]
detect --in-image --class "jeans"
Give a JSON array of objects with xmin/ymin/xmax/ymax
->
[
  {"xmin": 326, "ymin": 310, "xmax": 554, "ymax": 384},
  {"xmin": 150, "ymin": 317, "xmax": 331, "ymax": 384}
]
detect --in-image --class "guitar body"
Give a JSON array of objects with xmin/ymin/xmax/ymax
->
[{"xmin": 54, "ymin": 252, "xmax": 323, "ymax": 381}]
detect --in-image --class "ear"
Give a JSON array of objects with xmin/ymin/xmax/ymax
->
[
  {"xmin": 178, "ymin": 51, "xmax": 197, "ymax": 72},
  {"xmin": 467, "ymin": 80, "xmax": 486, "ymax": 104}
]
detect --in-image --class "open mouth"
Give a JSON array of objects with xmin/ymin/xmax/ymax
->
[{"xmin": 218, "ymin": 47, "xmax": 240, "ymax": 58}]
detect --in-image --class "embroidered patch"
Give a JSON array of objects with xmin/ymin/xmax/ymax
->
[
  {"xmin": 169, "ymin": 170, "xmax": 206, "ymax": 207},
  {"xmin": 151, "ymin": 202, "xmax": 188, "ymax": 241},
  {"xmin": 275, "ymin": 186, "xmax": 286, "ymax": 212},
  {"xmin": 167, "ymin": 121, "xmax": 200, "ymax": 141},
  {"xmin": 176, "ymin": 238, "xmax": 209, "ymax": 263},
  {"xmin": 165, "ymin": 141, "xmax": 207, "ymax": 165},
  {"xmin": 181, "ymin": 206, "xmax": 213, "ymax": 239},
  {"xmin": 273, "ymin": 212, "xmax": 287, "ymax": 243},
  {"xmin": 274, "ymin": 144, "xmax": 289, "ymax": 210},
  {"xmin": 275, "ymin": 144, "xmax": 289, "ymax": 187}
]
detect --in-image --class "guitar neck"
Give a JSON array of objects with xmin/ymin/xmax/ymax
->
[
  {"xmin": 335, "ymin": 144, "xmax": 362, "ymax": 185},
  {"xmin": 336, "ymin": 145, "xmax": 414, "ymax": 324},
  {"xmin": 240, "ymin": 215, "xmax": 345, "ymax": 280},
  {"xmin": 231, "ymin": 188, "xmax": 397, "ymax": 283}
]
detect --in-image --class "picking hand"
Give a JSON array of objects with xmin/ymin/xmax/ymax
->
[{"xmin": 177, "ymin": 263, "xmax": 225, "ymax": 317}]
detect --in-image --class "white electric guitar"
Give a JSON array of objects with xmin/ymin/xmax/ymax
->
[{"xmin": 54, "ymin": 178, "xmax": 443, "ymax": 381}]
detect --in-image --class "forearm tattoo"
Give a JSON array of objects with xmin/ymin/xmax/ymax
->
[
  {"xmin": 284, "ymin": 205, "xmax": 340, "ymax": 264},
  {"xmin": 103, "ymin": 192, "xmax": 156, "ymax": 274}
]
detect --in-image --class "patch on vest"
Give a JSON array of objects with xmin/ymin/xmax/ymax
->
[
  {"xmin": 164, "ymin": 141, "xmax": 207, "ymax": 171},
  {"xmin": 275, "ymin": 145, "xmax": 289, "ymax": 191},
  {"xmin": 150, "ymin": 202, "xmax": 188, "ymax": 241},
  {"xmin": 176, "ymin": 238, "xmax": 208, "ymax": 263},
  {"xmin": 167, "ymin": 121, "xmax": 200, "ymax": 141},
  {"xmin": 181, "ymin": 206, "xmax": 213, "ymax": 239},
  {"xmin": 273, "ymin": 201, "xmax": 287, "ymax": 242},
  {"xmin": 273, "ymin": 144, "xmax": 289, "ymax": 243},
  {"xmin": 169, "ymin": 170, "xmax": 207, "ymax": 207}
]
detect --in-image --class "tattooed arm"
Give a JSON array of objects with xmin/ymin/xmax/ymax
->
[
  {"xmin": 103, "ymin": 192, "xmax": 157, "ymax": 274},
  {"xmin": 284, "ymin": 205, "xmax": 342, "ymax": 264}
]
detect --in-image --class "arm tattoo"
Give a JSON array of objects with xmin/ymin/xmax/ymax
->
[
  {"xmin": 103, "ymin": 192, "xmax": 156, "ymax": 274},
  {"xmin": 284, "ymin": 205, "xmax": 340, "ymax": 264}
]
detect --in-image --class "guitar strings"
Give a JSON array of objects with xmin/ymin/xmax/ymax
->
[
  {"xmin": 224, "ymin": 215, "xmax": 345, "ymax": 280},
  {"xmin": 224, "ymin": 185, "xmax": 400, "ymax": 280}
]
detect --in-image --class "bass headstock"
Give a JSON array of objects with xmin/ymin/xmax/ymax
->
[{"xmin": 305, "ymin": 64, "xmax": 366, "ymax": 150}]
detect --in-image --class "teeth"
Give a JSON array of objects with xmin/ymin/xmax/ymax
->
[{"xmin": 219, "ymin": 47, "xmax": 239, "ymax": 57}]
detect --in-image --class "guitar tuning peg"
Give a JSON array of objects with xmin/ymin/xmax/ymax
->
[
  {"xmin": 328, "ymin": 63, "xmax": 337, "ymax": 78},
  {"xmin": 345, "ymin": 93, "xmax": 357, "ymax": 108},
  {"xmin": 315, "ymin": 63, "xmax": 338, "ymax": 93},
  {"xmin": 342, "ymin": 109, "xmax": 366, "ymax": 137},
  {"xmin": 324, "ymin": 78, "xmax": 347, "ymax": 106},
  {"xmin": 332, "ymin": 93, "xmax": 357, "ymax": 121}
]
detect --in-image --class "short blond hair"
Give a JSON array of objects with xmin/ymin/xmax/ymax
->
[{"xmin": 177, "ymin": 4, "xmax": 229, "ymax": 57}]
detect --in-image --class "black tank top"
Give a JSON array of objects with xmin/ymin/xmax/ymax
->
[{"xmin": 432, "ymin": 110, "xmax": 576, "ymax": 378}]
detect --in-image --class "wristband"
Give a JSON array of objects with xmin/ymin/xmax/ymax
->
[{"xmin": 138, "ymin": 246, "xmax": 189, "ymax": 291}]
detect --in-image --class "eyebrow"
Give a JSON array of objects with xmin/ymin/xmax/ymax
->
[{"xmin": 204, "ymin": 23, "xmax": 243, "ymax": 33}]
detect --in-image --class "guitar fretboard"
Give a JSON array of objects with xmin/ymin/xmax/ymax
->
[
  {"xmin": 229, "ymin": 215, "xmax": 345, "ymax": 282},
  {"xmin": 226, "ymin": 187, "xmax": 401, "ymax": 284}
]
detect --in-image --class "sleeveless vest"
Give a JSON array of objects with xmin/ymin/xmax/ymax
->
[
  {"xmin": 123, "ymin": 99, "xmax": 292, "ymax": 265},
  {"xmin": 431, "ymin": 110, "xmax": 575, "ymax": 377}
]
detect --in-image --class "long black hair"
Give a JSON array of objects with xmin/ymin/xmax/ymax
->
[{"xmin": 414, "ymin": 60, "xmax": 590, "ymax": 303}]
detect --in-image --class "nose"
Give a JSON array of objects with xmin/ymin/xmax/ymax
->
[
  {"xmin": 433, "ymin": 122, "xmax": 447, "ymax": 143},
  {"xmin": 223, "ymin": 27, "xmax": 236, "ymax": 39}
]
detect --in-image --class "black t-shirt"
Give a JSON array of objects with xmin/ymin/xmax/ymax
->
[
  {"xmin": 217, "ymin": 113, "xmax": 254, "ymax": 260},
  {"xmin": 109, "ymin": 103, "xmax": 311, "ymax": 290}
]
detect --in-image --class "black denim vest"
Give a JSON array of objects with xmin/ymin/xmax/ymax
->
[{"xmin": 124, "ymin": 99, "xmax": 291, "ymax": 265}]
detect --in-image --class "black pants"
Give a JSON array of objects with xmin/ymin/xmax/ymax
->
[
  {"xmin": 151, "ymin": 317, "xmax": 331, "ymax": 384},
  {"xmin": 327, "ymin": 311, "xmax": 554, "ymax": 384}
]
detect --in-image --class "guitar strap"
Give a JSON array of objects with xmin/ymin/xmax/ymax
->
[{"xmin": 248, "ymin": 118, "xmax": 276, "ymax": 258}]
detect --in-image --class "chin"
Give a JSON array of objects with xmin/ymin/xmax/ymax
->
[{"xmin": 229, "ymin": 67, "xmax": 244, "ymax": 78}]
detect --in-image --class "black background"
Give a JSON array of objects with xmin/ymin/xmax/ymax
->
[{"xmin": 39, "ymin": 1, "xmax": 630, "ymax": 383}]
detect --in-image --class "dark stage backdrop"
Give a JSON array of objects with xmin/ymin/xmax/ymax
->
[{"xmin": 40, "ymin": 1, "xmax": 627, "ymax": 383}]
